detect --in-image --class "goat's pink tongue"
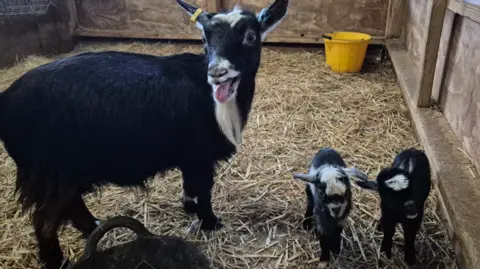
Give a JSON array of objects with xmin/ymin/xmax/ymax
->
[{"xmin": 214, "ymin": 81, "xmax": 233, "ymax": 103}]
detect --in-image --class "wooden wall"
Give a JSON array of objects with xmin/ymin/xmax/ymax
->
[
  {"xmin": 403, "ymin": 0, "xmax": 429, "ymax": 67},
  {"xmin": 436, "ymin": 15, "xmax": 480, "ymax": 171},
  {"xmin": 0, "ymin": 0, "xmax": 75, "ymax": 68},
  {"xmin": 74, "ymin": 0, "xmax": 390, "ymax": 43}
]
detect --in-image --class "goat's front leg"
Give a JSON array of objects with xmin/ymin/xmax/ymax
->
[
  {"xmin": 331, "ymin": 227, "xmax": 343, "ymax": 256},
  {"xmin": 181, "ymin": 179, "xmax": 198, "ymax": 215},
  {"xmin": 181, "ymin": 164, "xmax": 223, "ymax": 230},
  {"xmin": 380, "ymin": 218, "xmax": 396, "ymax": 259},
  {"xmin": 319, "ymin": 234, "xmax": 331, "ymax": 268},
  {"xmin": 302, "ymin": 185, "xmax": 315, "ymax": 231},
  {"xmin": 402, "ymin": 218, "xmax": 421, "ymax": 265}
]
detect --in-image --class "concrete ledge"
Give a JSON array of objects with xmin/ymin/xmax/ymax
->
[{"xmin": 387, "ymin": 39, "xmax": 480, "ymax": 269}]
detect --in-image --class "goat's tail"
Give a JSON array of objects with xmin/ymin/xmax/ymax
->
[{"xmin": 15, "ymin": 166, "xmax": 82, "ymax": 234}]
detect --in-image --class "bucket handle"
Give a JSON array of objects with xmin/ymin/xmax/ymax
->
[
  {"xmin": 79, "ymin": 216, "xmax": 155, "ymax": 259},
  {"xmin": 322, "ymin": 34, "xmax": 332, "ymax": 40}
]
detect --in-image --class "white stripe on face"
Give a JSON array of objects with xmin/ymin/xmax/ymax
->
[
  {"xmin": 309, "ymin": 165, "xmax": 347, "ymax": 196},
  {"xmin": 212, "ymin": 10, "xmax": 245, "ymax": 28}
]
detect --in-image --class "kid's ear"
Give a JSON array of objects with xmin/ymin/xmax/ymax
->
[{"xmin": 293, "ymin": 173, "xmax": 316, "ymax": 184}]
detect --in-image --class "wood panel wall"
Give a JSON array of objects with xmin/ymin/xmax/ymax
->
[
  {"xmin": 437, "ymin": 16, "xmax": 480, "ymax": 171},
  {"xmin": 74, "ymin": 0, "xmax": 389, "ymax": 43},
  {"xmin": 75, "ymin": 0, "xmax": 209, "ymax": 40},
  {"xmin": 224, "ymin": 0, "xmax": 389, "ymax": 43},
  {"xmin": 403, "ymin": 0, "xmax": 429, "ymax": 67},
  {"xmin": 0, "ymin": 0, "xmax": 75, "ymax": 68}
]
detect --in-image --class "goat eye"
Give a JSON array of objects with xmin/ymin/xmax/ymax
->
[{"xmin": 244, "ymin": 31, "xmax": 256, "ymax": 44}]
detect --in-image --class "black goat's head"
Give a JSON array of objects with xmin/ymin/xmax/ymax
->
[
  {"xmin": 177, "ymin": 0, "xmax": 289, "ymax": 104},
  {"xmin": 356, "ymin": 167, "xmax": 418, "ymax": 219}
]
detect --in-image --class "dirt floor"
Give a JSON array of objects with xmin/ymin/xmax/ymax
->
[{"xmin": 0, "ymin": 42, "xmax": 457, "ymax": 269}]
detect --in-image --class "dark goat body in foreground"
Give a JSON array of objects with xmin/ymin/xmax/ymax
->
[
  {"xmin": 355, "ymin": 148, "xmax": 432, "ymax": 265},
  {"xmin": 68, "ymin": 216, "xmax": 211, "ymax": 269},
  {"xmin": 293, "ymin": 148, "xmax": 368, "ymax": 266},
  {"xmin": 0, "ymin": 0, "xmax": 289, "ymax": 268}
]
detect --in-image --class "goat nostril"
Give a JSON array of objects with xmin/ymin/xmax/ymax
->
[{"xmin": 208, "ymin": 68, "xmax": 228, "ymax": 78}]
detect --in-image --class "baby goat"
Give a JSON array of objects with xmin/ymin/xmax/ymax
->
[
  {"xmin": 355, "ymin": 148, "xmax": 431, "ymax": 265},
  {"xmin": 293, "ymin": 148, "xmax": 368, "ymax": 266}
]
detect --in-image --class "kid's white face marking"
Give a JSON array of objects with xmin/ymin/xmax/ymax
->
[
  {"xmin": 327, "ymin": 202, "xmax": 347, "ymax": 218},
  {"xmin": 309, "ymin": 165, "xmax": 347, "ymax": 196}
]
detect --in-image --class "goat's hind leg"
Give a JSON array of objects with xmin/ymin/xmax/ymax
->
[
  {"xmin": 67, "ymin": 195, "xmax": 99, "ymax": 238},
  {"xmin": 32, "ymin": 207, "xmax": 68, "ymax": 269}
]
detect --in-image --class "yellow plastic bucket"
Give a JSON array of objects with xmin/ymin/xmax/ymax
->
[{"xmin": 323, "ymin": 32, "xmax": 372, "ymax": 73}]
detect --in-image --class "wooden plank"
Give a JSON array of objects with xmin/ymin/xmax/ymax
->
[
  {"xmin": 386, "ymin": 0, "xmax": 406, "ymax": 38},
  {"xmin": 448, "ymin": 0, "xmax": 464, "ymax": 13},
  {"xmin": 74, "ymin": 0, "xmax": 388, "ymax": 43},
  {"xmin": 74, "ymin": 29, "xmax": 386, "ymax": 44},
  {"xmin": 403, "ymin": 0, "xmax": 429, "ymax": 67},
  {"xmin": 464, "ymin": 1, "xmax": 480, "ymax": 24},
  {"xmin": 438, "ymin": 16, "xmax": 480, "ymax": 174},
  {"xmin": 223, "ymin": 0, "xmax": 390, "ymax": 40},
  {"xmin": 75, "ymin": 0, "xmax": 209, "ymax": 40},
  {"xmin": 448, "ymin": 0, "xmax": 480, "ymax": 24},
  {"xmin": 431, "ymin": 9, "xmax": 455, "ymax": 103},
  {"xmin": 66, "ymin": 0, "xmax": 78, "ymax": 34},
  {"xmin": 388, "ymin": 39, "xmax": 480, "ymax": 269},
  {"xmin": 416, "ymin": 0, "xmax": 448, "ymax": 107}
]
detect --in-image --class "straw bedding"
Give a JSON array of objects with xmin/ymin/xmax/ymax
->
[{"xmin": 0, "ymin": 42, "xmax": 457, "ymax": 269}]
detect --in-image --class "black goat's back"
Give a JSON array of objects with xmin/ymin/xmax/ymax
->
[{"xmin": 0, "ymin": 51, "xmax": 236, "ymax": 196}]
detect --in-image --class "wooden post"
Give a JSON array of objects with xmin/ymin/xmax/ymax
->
[
  {"xmin": 386, "ymin": 0, "xmax": 406, "ymax": 39},
  {"xmin": 66, "ymin": 0, "xmax": 78, "ymax": 34},
  {"xmin": 416, "ymin": 0, "xmax": 448, "ymax": 108},
  {"xmin": 431, "ymin": 9, "xmax": 456, "ymax": 104}
]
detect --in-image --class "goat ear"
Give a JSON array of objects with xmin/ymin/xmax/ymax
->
[
  {"xmin": 398, "ymin": 159, "xmax": 415, "ymax": 174},
  {"xmin": 257, "ymin": 0, "xmax": 289, "ymax": 41},
  {"xmin": 343, "ymin": 167, "xmax": 369, "ymax": 182},
  {"xmin": 355, "ymin": 180, "xmax": 379, "ymax": 192},
  {"xmin": 293, "ymin": 173, "xmax": 316, "ymax": 184},
  {"xmin": 176, "ymin": 0, "xmax": 209, "ymax": 30}
]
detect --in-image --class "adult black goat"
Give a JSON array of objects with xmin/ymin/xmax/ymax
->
[{"xmin": 0, "ymin": 1, "xmax": 289, "ymax": 268}]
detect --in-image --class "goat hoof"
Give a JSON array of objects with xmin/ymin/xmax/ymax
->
[
  {"xmin": 183, "ymin": 201, "xmax": 197, "ymax": 214},
  {"xmin": 318, "ymin": 261, "xmax": 329, "ymax": 268},
  {"xmin": 199, "ymin": 218, "xmax": 224, "ymax": 231},
  {"xmin": 405, "ymin": 253, "xmax": 416, "ymax": 265},
  {"xmin": 380, "ymin": 245, "xmax": 392, "ymax": 259}
]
